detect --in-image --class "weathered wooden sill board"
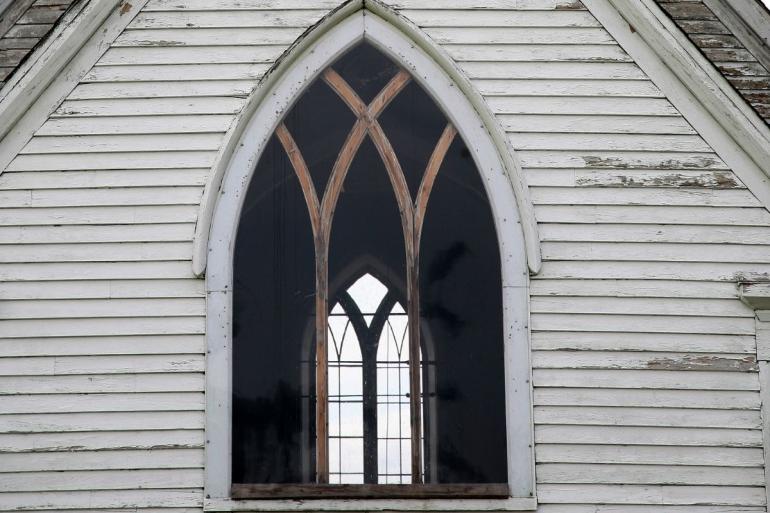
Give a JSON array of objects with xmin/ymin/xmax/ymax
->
[{"xmin": 231, "ymin": 483, "xmax": 511, "ymax": 499}]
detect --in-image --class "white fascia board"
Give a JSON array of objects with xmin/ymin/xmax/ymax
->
[
  {"xmin": 0, "ymin": 0, "xmax": 15, "ymax": 21},
  {"xmin": 583, "ymin": 0, "xmax": 770, "ymax": 211}
]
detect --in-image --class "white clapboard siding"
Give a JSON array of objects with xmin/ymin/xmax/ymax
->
[
  {"xmin": 0, "ymin": 373, "xmax": 204, "ymax": 394},
  {"xmin": 0, "ymin": 490, "xmax": 202, "ymax": 511},
  {"xmin": 0, "ymin": 317, "xmax": 204, "ymax": 338},
  {"xmin": 538, "ymin": 224, "xmax": 770, "ymax": 244},
  {"xmin": 535, "ymin": 445, "xmax": 764, "ymax": 466},
  {"xmin": 0, "ymin": 242, "xmax": 193, "ymax": 263},
  {"xmin": 1, "ymin": 448, "xmax": 203, "ymax": 471},
  {"xmin": 0, "ymin": 280, "xmax": 204, "ymax": 300},
  {"xmin": 535, "ymin": 484, "xmax": 765, "ymax": 506},
  {"xmin": 69, "ymin": 81, "xmax": 256, "ymax": 99},
  {"xmin": 0, "ymin": 170, "xmax": 210, "ymax": 189},
  {"xmin": 52, "ymin": 97, "xmax": 245, "ymax": 117},
  {"xmin": 0, "ymin": 298, "xmax": 204, "ymax": 318},
  {"xmin": 0, "ymin": 429, "xmax": 204, "ymax": 453},
  {"xmin": 535, "ymin": 205, "xmax": 770, "ymax": 225},
  {"xmin": 0, "ymin": 354, "xmax": 203, "ymax": 375},
  {"xmin": 0, "ymin": 206, "xmax": 199, "ymax": 225},
  {"xmin": 533, "ymin": 388, "xmax": 760, "ymax": 409},
  {"xmin": 0, "ymin": 413, "xmax": 204, "ymax": 435},
  {"xmin": 82, "ymin": 63, "xmax": 271, "ymax": 81},
  {"xmin": 474, "ymin": 79, "xmax": 664, "ymax": 97},
  {"xmin": 417, "ymin": 27, "xmax": 616, "ymax": 45},
  {"xmin": 0, "ymin": 224, "xmax": 194, "ymax": 242},
  {"xmin": 530, "ymin": 279, "xmax": 742, "ymax": 299},
  {"xmin": 37, "ymin": 115, "xmax": 235, "ymax": 135},
  {"xmin": 0, "ymin": 392, "xmax": 204, "ymax": 414},
  {"xmin": 0, "ymin": 261, "xmax": 195, "ymax": 281},
  {"xmin": 531, "ymin": 351, "xmax": 757, "ymax": 371},
  {"xmin": 536, "ymin": 464, "xmax": 766, "ymax": 486},
  {"xmin": 533, "ymin": 406, "xmax": 761, "ymax": 429},
  {"xmin": 531, "ymin": 296, "xmax": 753, "ymax": 316},
  {"xmin": 129, "ymin": 10, "xmax": 331, "ymax": 28},
  {"xmin": 113, "ymin": 27, "xmax": 306, "ymax": 46},
  {"xmin": 0, "ymin": 335, "xmax": 205, "ymax": 357},
  {"xmin": 501, "ymin": 115, "xmax": 696, "ymax": 134},
  {"xmin": 535, "ymin": 261, "xmax": 770, "ymax": 281},
  {"xmin": 531, "ymin": 331, "xmax": 756, "ymax": 353},
  {"xmin": 98, "ymin": 45, "xmax": 286, "ymax": 65},
  {"xmin": 0, "ymin": 0, "xmax": 768, "ymax": 512},
  {"xmin": 535, "ymin": 425, "xmax": 763, "ymax": 447},
  {"xmin": 0, "ymin": 468, "xmax": 203, "ymax": 492},
  {"xmin": 533, "ymin": 369, "xmax": 759, "ymax": 390},
  {"xmin": 20, "ymin": 134, "xmax": 224, "ymax": 154}
]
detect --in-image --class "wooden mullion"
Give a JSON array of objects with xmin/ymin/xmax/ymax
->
[
  {"xmin": 315, "ymin": 253, "xmax": 329, "ymax": 484},
  {"xmin": 315, "ymin": 116, "xmax": 368, "ymax": 483},
  {"xmin": 275, "ymin": 123, "xmax": 330, "ymax": 483}
]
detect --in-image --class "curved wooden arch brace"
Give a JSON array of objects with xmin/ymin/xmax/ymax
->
[
  {"xmin": 203, "ymin": 3, "xmax": 537, "ymax": 506},
  {"xmin": 193, "ymin": 0, "xmax": 541, "ymax": 278}
]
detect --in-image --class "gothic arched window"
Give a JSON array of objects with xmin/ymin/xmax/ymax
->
[{"xmin": 232, "ymin": 42, "xmax": 508, "ymax": 498}]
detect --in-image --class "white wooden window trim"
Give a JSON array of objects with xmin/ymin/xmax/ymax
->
[
  {"xmin": 582, "ymin": 0, "xmax": 770, "ymax": 211},
  {"xmin": 204, "ymin": 8, "xmax": 535, "ymax": 512}
]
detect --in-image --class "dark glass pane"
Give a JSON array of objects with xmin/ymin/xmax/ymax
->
[
  {"xmin": 328, "ymin": 137, "xmax": 408, "ymax": 483},
  {"xmin": 420, "ymin": 138, "xmax": 508, "ymax": 484},
  {"xmin": 328, "ymin": 137, "xmax": 407, "ymax": 302},
  {"xmin": 233, "ymin": 134, "xmax": 316, "ymax": 484},
  {"xmin": 378, "ymin": 80, "xmax": 448, "ymax": 201},
  {"xmin": 284, "ymin": 78, "xmax": 356, "ymax": 195},
  {"xmin": 331, "ymin": 42, "xmax": 399, "ymax": 104}
]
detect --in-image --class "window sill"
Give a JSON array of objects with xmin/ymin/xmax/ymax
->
[
  {"xmin": 231, "ymin": 483, "xmax": 510, "ymax": 499},
  {"xmin": 204, "ymin": 495, "xmax": 537, "ymax": 512}
]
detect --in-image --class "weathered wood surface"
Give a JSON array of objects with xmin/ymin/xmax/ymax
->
[
  {"xmin": 0, "ymin": 0, "xmax": 768, "ymax": 511},
  {"xmin": 0, "ymin": 0, "xmax": 74, "ymax": 91},
  {"xmin": 654, "ymin": 0, "xmax": 770, "ymax": 124}
]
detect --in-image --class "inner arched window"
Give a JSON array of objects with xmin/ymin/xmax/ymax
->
[{"xmin": 232, "ymin": 42, "xmax": 508, "ymax": 497}]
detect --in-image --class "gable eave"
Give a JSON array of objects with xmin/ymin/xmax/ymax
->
[
  {"xmin": 583, "ymin": 0, "xmax": 770, "ymax": 212},
  {"xmin": 0, "ymin": 0, "xmax": 139, "ymax": 174}
]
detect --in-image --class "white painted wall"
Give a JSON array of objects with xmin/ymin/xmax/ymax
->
[{"xmin": 0, "ymin": 0, "xmax": 766, "ymax": 511}]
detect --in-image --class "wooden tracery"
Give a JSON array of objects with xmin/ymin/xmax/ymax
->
[{"xmin": 274, "ymin": 65, "xmax": 457, "ymax": 485}]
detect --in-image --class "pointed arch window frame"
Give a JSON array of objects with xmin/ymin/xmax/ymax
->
[{"xmin": 203, "ymin": 8, "xmax": 535, "ymax": 512}]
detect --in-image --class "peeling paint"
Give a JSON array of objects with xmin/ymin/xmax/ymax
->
[
  {"xmin": 647, "ymin": 355, "xmax": 758, "ymax": 372},
  {"xmin": 582, "ymin": 155, "xmax": 722, "ymax": 170},
  {"xmin": 133, "ymin": 39, "xmax": 185, "ymax": 47},
  {"xmin": 119, "ymin": 2, "xmax": 132, "ymax": 15},
  {"xmin": 735, "ymin": 272, "xmax": 770, "ymax": 283},
  {"xmin": 554, "ymin": 0, "xmax": 584, "ymax": 10},
  {"xmin": 575, "ymin": 171, "xmax": 741, "ymax": 188}
]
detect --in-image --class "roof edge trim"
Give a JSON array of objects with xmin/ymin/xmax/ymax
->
[
  {"xmin": 704, "ymin": 0, "xmax": 770, "ymax": 73},
  {"xmin": 583, "ymin": 0, "xmax": 770, "ymax": 210}
]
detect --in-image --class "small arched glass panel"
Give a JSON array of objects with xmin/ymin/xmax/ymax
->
[{"xmin": 232, "ymin": 41, "xmax": 507, "ymax": 498}]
